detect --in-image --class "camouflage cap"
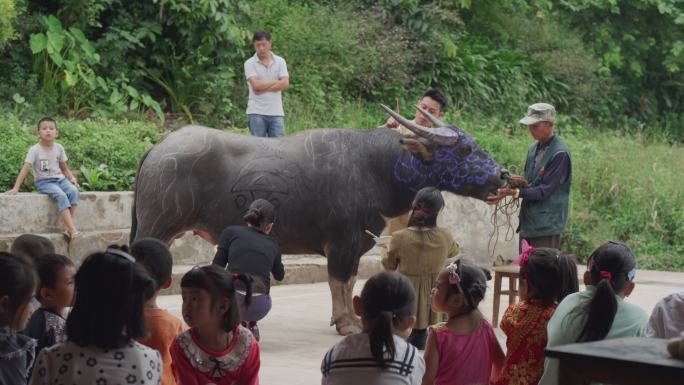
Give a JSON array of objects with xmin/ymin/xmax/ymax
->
[{"xmin": 519, "ymin": 103, "xmax": 556, "ymax": 125}]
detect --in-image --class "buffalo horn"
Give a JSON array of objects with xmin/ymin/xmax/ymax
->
[
  {"xmin": 380, "ymin": 104, "xmax": 460, "ymax": 146},
  {"xmin": 415, "ymin": 104, "xmax": 448, "ymax": 128},
  {"xmin": 380, "ymin": 104, "xmax": 433, "ymax": 141}
]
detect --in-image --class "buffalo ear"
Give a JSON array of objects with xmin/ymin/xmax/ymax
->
[{"xmin": 400, "ymin": 138, "xmax": 435, "ymax": 161}]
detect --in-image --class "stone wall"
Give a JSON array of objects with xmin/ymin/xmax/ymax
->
[
  {"xmin": 0, "ymin": 191, "xmax": 519, "ymax": 267},
  {"xmin": 0, "ymin": 192, "xmax": 214, "ymax": 265}
]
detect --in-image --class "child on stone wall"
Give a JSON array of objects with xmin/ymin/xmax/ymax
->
[
  {"xmin": 130, "ymin": 238, "xmax": 185, "ymax": 385},
  {"xmin": 6, "ymin": 117, "xmax": 80, "ymax": 240},
  {"xmin": 22, "ymin": 254, "xmax": 76, "ymax": 361}
]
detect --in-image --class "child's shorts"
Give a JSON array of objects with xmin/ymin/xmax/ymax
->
[{"xmin": 35, "ymin": 177, "xmax": 80, "ymax": 212}]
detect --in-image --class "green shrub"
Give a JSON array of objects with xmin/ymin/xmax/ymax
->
[
  {"xmin": 95, "ymin": 0, "xmax": 248, "ymax": 125},
  {"xmin": 0, "ymin": 113, "xmax": 36, "ymax": 191},
  {"xmin": 464, "ymin": 112, "xmax": 684, "ymax": 270},
  {"xmin": 0, "ymin": 0, "xmax": 18, "ymax": 49},
  {"xmin": 246, "ymin": 1, "xmax": 416, "ymax": 109},
  {"xmin": 0, "ymin": 114, "xmax": 160, "ymax": 191}
]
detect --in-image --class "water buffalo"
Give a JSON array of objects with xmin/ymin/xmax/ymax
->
[{"xmin": 131, "ymin": 106, "xmax": 507, "ymax": 334}]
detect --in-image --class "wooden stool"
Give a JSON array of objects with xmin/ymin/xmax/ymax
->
[{"xmin": 492, "ymin": 265, "xmax": 521, "ymax": 328}]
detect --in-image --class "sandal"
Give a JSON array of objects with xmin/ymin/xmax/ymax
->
[{"xmin": 62, "ymin": 230, "xmax": 82, "ymax": 240}]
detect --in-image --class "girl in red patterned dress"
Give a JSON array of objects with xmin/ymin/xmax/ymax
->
[
  {"xmin": 171, "ymin": 265, "xmax": 260, "ymax": 385},
  {"xmin": 494, "ymin": 242, "xmax": 578, "ymax": 385}
]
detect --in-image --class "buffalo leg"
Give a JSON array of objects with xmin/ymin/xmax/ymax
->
[{"xmin": 328, "ymin": 276, "xmax": 362, "ymax": 335}]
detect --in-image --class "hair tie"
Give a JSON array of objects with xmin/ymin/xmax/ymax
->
[
  {"xmin": 445, "ymin": 261, "xmax": 473, "ymax": 308},
  {"xmin": 445, "ymin": 262, "xmax": 461, "ymax": 285},
  {"xmin": 232, "ymin": 272, "xmax": 240, "ymax": 280},
  {"xmin": 626, "ymin": 268, "xmax": 636, "ymax": 281},
  {"xmin": 599, "ymin": 271, "xmax": 613, "ymax": 284},
  {"xmin": 513, "ymin": 239, "xmax": 535, "ymax": 267},
  {"xmin": 105, "ymin": 247, "xmax": 135, "ymax": 263}
]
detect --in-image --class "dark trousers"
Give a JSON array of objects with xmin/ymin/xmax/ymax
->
[{"xmin": 522, "ymin": 234, "xmax": 561, "ymax": 251}]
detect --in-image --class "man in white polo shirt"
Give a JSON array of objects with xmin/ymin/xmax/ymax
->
[{"xmin": 244, "ymin": 30, "xmax": 289, "ymax": 137}]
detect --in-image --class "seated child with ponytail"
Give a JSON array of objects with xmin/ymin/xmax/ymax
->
[
  {"xmin": 321, "ymin": 271, "xmax": 425, "ymax": 385},
  {"xmin": 538, "ymin": 241, "xmax": 648, "ymax": 385},
  {"xmin": 494, "ymin": 242, "xmax": 578, "ymax": 385},
  {"xmin": 171, "ymin": 265, "xmax": 260, "ymax": 385},
  {"xmin": 422, "ymin": 259, "xmax": 504, "ymax": 385}
]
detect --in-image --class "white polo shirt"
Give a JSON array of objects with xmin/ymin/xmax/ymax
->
[{"xmin": 244, "ymin": 52, "xmax": 288, "ymax": 116}]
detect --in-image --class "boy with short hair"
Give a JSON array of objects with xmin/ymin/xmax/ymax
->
[
  {"xmin": 6, "ymin": 117, "xmax": 81, "ymax": 240},
  {"xmin": 11, "ymin": 234, "xmax": 57, "ymax": 311},
  {"xmin": 10, "ymin": 234, "xmax": 55, "ymax": 262},
  {"xmin": 130, "ymin": 237, "xmax": 184, "ymax": 385},
  {"xmin": 22, "ymin": 253, "xmax": 76, "ymax": 356}
]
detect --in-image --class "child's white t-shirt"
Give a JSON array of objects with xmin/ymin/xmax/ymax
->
[
  {"xmin": 29, "ymin": 340, "xmax": 162, "ymax": 385},
  {"xmin": 25, "ymin": 143, "xmax": 67, "ymax": 181},
  {"xmin": 321, "ymin": 333, "xmax": 425, "ymax": 385},
  {"xmin": 645, "ymin": 291, "xmax": 684, "ymax": 339}
]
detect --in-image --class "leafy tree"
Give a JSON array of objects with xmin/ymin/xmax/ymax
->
[
  {"xmin": 0, "ymin": 0, "xmax": 19, "ymax": 49},
  {"xmin": 556, "ymin": 0, "xmax": 684, "ymax": 117}
]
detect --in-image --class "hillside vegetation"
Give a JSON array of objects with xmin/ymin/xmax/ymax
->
[{"xmin": 1, "ymin": 0, "xmax": 682, "ymax": 267}]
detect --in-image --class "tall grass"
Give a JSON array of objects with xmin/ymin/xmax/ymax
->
[
  {"xmin": 457, "ymin": 114, "xmax": 684, "ymax": 270},
  {"xmin": 2, "ymin": 102, "xmax": 682, "ymax": 270}
]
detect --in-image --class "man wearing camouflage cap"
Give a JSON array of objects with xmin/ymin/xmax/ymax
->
[{"xmin": 488, "ymin": 103, "xmax": 572, "ymax": 250}]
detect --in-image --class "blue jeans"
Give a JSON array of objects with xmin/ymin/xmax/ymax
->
[
  {"xmin": 247, "ymin": 114, "xmax": 285, "ymax": 137},
  {"xmin": 35, "ymin": 177, "xmax": 79, "ymax": 212}
]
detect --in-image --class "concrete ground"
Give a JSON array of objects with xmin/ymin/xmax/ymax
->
[{"xmin": 157, "ymin": 267, "xmax": 684, "ymax": 385}]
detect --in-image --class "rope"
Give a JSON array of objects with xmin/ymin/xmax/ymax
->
[
  {"xmin": 488, "ymin": 164, "xmax": 522, "ymax": 258},
  {"xmin": 488, "ymin": 197, "xmax": 520, "ymax": 258}
]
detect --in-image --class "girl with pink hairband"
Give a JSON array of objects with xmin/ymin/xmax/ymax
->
[{"xmin": 422, "ymin": 259, "xmax": 504, "ymax": 385}]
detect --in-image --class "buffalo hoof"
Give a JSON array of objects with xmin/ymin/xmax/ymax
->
[{"xmin": 333, "ymin": 315, "xmax": 362, "ymax": 336}]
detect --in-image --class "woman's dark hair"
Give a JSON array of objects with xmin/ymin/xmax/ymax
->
[
  {"xmin": 444, "ymin": 259, "xmax": 491, "ymax": 313},
  {"xmin": 407, "ymin": 187, "xmax": 444, "ymax": 228},
  {"xmin": 10, "ymin": 234, "xmax": 55, "ymax": 261},
  {"xmin": 130, "ymin": 238, "xmax": 173, "ymax": 292},
  {"xmin": 66, "ymin": 249, "xmax": 155, "ymax": 348},
  {"xmin": 521, "ymin": 248, "xmax": 578, "ymax": 304},
  {"xmin": 0, "ymin": 252, "xmax": 37, "ymax": 330},
  {"xmin": 360, "ymin": 271, "xmax": 416, "ymax": 368},
  {"xmin": 35, "ymin": 254, "xmax": 74, "ymax": 302},
  {"xmin": 243, "ymin": 199, "xmax": 276, "ymax": 231},
  {"xmin": 180, "ymin": 265, "xmax": 254, "ymax": 332},
  {"xmin": 574, "ymin": 241, "xmax": 637, "ymax": 342}
]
